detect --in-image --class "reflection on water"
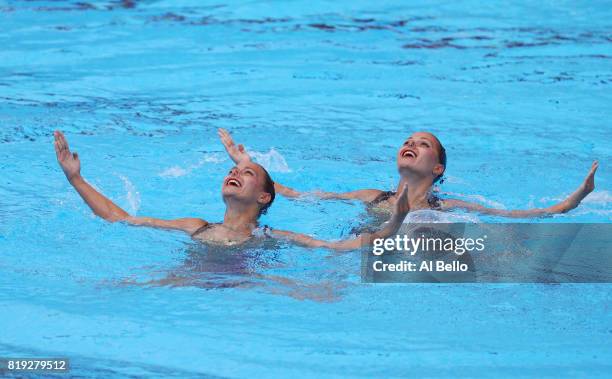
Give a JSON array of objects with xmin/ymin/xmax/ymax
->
[{"xmin": 123, "ymin": 238, "xmax": 349, "ymax": 302}]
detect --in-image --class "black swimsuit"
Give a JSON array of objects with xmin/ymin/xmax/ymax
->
[
  {"xmin": 371, "ymin": 191, "xmax": 395, "ymax": 206},
  {"xmin": 191, "ymin": 223, "xmax": 214, "ymax": 237},
  {"xmin": 191, "ymin": 223, "xmax": 273, "ymax": 239},
  {"xmin": 370, "ymin": 190, "xmax": 442, "ymax": 210}
]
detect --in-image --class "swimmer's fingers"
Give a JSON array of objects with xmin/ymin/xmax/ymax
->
[
  {"xmin": 53, "ymin": 130, "xmax": 64, "ymax": 152},
  {"xmin": 57, "ymin": 131, "xmax": 71, "ymax": 153},
  {"xmin": 53, "ymin": 130, "xmax": 79, "ymax": 168},
  {"xmin": 398, "ymin": 184, "xmax": 408, "ymax": 200},
  {"xmin": 218, "ymin": 128, "xmax": 235, "ymax": 148},
  {"xmin": 394, "ymin": 184, "xmax": 410, "ymax": 215},
  {"xmin": 220, "ymin": 128, "xmax": 232, "ymax": 140},
  {"xmin": 218, "ymin": 128, "xmax": 238, "ymax": 157},
  {"xmin": 238, "ymin": 144, "xmax": 245, "ymax": 153},
  {"xmin": 218, "ymin": 128, "xmax": 251, "ymax": 163},
  {"xmin": 588, "ymin": 160, "xmax": 599, "ymax": 177},
  {"xmin": 218, "ymin": 128, "xmax": 230, "ymax": 138},
  {"xmin": 54, "ymin": 140, "xmax": 66, "ymax": 162},
  {"xmin": 53, "ymin": 140, "xmax": 61, "ymax": 160},
  {"xmin": 217, "ymin": 129, "xmax": 228, "ymax": 146},
  {"xmin": 583, "ymin": 160, "xmax": 598, "ymax": 192},
  {"xmin": 55, "ymin": 130, "xmax": 66, "ymax": 149},
  {"xmin": 584, "ymin": 160, "xmax": 598, "ymax": 180},
  {"xmin": 53, "ymin": 134, "xmax": 69, "ymax": 163}
]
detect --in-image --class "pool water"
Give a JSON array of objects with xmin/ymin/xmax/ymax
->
[{"xmin": 1, "ymin": 1, "xmax": 611, "ymax": 377}]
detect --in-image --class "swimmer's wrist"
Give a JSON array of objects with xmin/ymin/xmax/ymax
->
[
  {"xmin": 390, "ymin": 210, "xmax": 408, "ymax": 223},
  {"xmin": 68, "ymin": 174, "xmax": 83, "ymax": 184}
]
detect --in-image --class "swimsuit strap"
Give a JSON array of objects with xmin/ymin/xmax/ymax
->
[
  {"xmin": 428, "ymin": 194, "xmax": 442, "ymax": 210},
  {"xmin": 370, "ymin": 190, "xmax": 395, "ymax": 205},
  {"xmin": 261, "ymin": 225, "xmax": 273, "ymax": 238},
  {"xmin": 370, "ymin": 190, "xmax": 443, "ymax": 210},
  {"xmin": 191, "ymin": 222, "xmax": 214, "ymax": 237},
  {"xmin": 192, "ymin": 223, "xmax": 274, "ymax": 239},
  {"xmin": 251, "ymin": 225, "xmax": 273, "ymax": 238}
]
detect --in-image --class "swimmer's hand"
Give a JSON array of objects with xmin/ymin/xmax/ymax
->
[
  {"xmin": 391, "ymin": 184, "xmax": 410, "ymax": 221},
  {"xmin": 559, "ymin": 160, "xmax": 598, "ymax": 212},
  {"xmin": 54, "ymin": 130, "xmax": 81, "ymax": 182},
  {"xmin": 369, "ymin": 184, "xmax": 410, "ymax": 240},
  {"xmin": 218, "ymin": 128, "xmax": 251, "ymax": 163}
]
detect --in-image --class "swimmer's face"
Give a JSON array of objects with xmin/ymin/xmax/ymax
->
[
  {"xmin": 222, "ymin": 161, "xmax": 272, "ymax": 209},
  {"xmin": 397, "ymin": 132, "xmax": 445, "ymax": 180}
]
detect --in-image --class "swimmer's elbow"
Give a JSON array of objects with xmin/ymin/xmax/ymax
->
[
  {"xmin": 122, "ymin": 215, "xmax": 148, "ymax": 225},
  {"xmin": 325, "ymin": 239, "xmax": 362, "ymax": 252},
  {"xmin": 548, "ymin": 201, "xmax": 574, "ymax": 214},
  {"xmin": 93, "ymin": 209, "xmax": 130, "ymax": 223},
  {"xmin": 114, "ymin": 211, "xmax": 132, "ymax": 222}
]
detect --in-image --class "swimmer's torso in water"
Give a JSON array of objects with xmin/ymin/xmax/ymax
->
[
  {"xmin": 367, "ymin": 190, "xmax": 395, "ymax": 215},
  {"xmin": 367, "ymin": 190, "xmax": 443, "ymax": 216},
  {"xmin": 190, "ymin": 223, "xmax": 273, "ymax": 246}
]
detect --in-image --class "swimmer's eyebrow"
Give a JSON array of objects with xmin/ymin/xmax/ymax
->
[
  {"xmin": 244, "ymin": 166, "xmax": 258, "ymax": 175},
  {"xmin": 235, "ymin": 165, "xmax": 258, "ymax": 175},
  {"xmin": 405, "ymin": 137, "xmax": 433, "ymax": 144}
]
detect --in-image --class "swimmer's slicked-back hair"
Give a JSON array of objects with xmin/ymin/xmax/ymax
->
[
  {"xmin": 432, "ymin": 135, "xmax": 446, "ymax": 184},
  {"xmin": 259, "ymin": 165, "xmax": 275, "ymax": 215}
]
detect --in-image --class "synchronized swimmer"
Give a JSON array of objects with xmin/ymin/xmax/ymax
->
[{"xmin": 219, "ymin": 129, "xmax": 598, "ymax": 219}]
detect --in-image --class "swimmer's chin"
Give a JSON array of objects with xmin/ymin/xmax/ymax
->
[{"xmin": 221, "ymin": 186, "xmax": 245, "ymax": 196}]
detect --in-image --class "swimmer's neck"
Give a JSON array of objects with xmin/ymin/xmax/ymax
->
[
  {"xmin": 222, "ymin": 206, "xmax": 259, "ymax": 235},
  {"xmin": 396, "ymin": 175, "xmax": 434, "ymax": 210}
]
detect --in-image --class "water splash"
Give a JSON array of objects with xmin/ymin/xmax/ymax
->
[
  {"xmin": 583, "ymin": 190, "xmax": 612, "ymax": 205},
  {"xmin": 443, "ymin": 191, "xmax": 506, "ymax": 209},
  {"xmin": 538, "ymin": 190, "xmax": 612, "ymax": 220},
  {"xmin": 539, "ymin": 190, "xmax": 612, "ymax": 205},
  {"xmin": 249, "ymin": 148, "xmax": 291, "ymax": 173},
  {"xmin": 404, "ymin": 209, "xmax": 481, "ymax": 223},
  {"xmin": 117, "ymin": 174, "xmax": 141, "ymax": 214},
  {"xmin": 159, "ymin": 153, "xmax": 226, "ymax": 178},
  {"xmin": 159, "ymin": 166, "xmax": 188, "ymax": 177}
]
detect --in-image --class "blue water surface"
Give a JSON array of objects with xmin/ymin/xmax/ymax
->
[{"xmin": 1, "ymin": 1, "xmax": 611, "ymax": 377}]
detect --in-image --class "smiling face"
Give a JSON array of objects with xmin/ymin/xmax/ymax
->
[
  {"xmin": 397, "ymin": 132, "xmax": 445, "ymax": 182},
  {"xmin": 221, "ymin": 160, "xmax": 274, "ymax": 214}
]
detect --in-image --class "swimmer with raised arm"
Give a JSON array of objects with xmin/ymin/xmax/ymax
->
[
  {"xmin": 219, "ymin": 128, "xmax": 599, "ymax": 218},
  {"xmin": 54, "ymin": 131, "xmax": 409, "ymax": 250}
]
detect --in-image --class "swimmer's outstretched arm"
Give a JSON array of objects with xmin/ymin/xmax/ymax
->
[
  {"xmin": 218, "ymin": 128, "xmax": 383, "ymax": 202},
  {"xmin": 280, "ymin": 185, "xmax": 383, "ymax": 202},
  {"xmin": 54, "ymin": 131, "xmax": 207, "ymax": 234},
  {"xmin": 271, "ymin": 185, "xmax": 410, "ymax": 251},
  {"xmin": 441, "ymin": 161, "xmax": 599, "ymax": 218}
]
